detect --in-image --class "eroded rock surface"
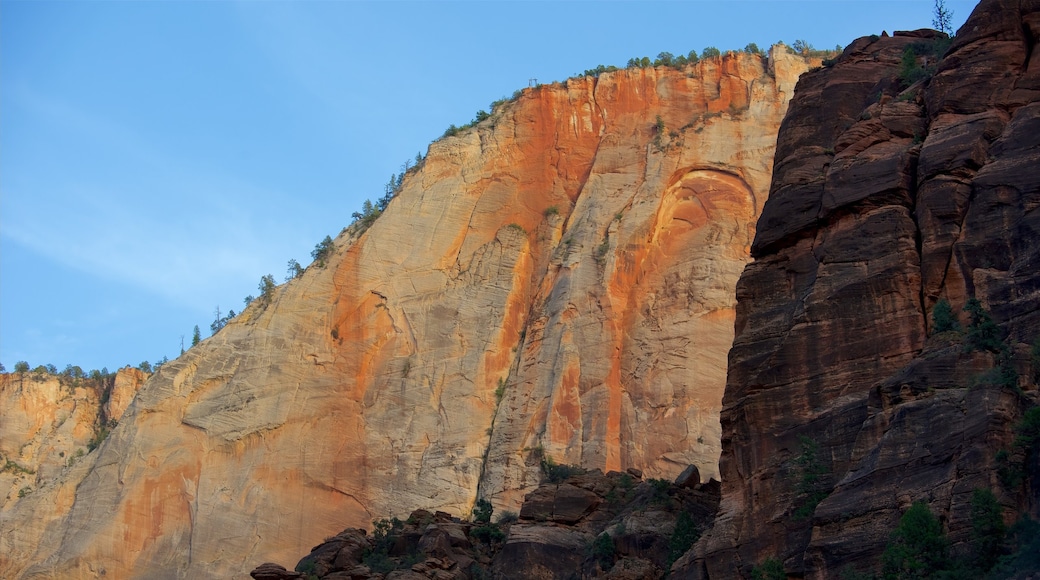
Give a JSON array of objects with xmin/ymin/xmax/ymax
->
[
  {"xmin": 0, "ymin": 368, "xmax": 145, "ymax": 576},
  {"xmin": 252, "ymin": 469, "xmax": 720, "ymax": 580},
  {"xmin": 692, "ymin": 1, "xmax": 1040, "ymax": 578},
  {"xmin": 1, "ymin": 48, "xmax": 811, "ymax": 579}
]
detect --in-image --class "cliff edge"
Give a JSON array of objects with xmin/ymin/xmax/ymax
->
[
  {"xmin": 0, "ymin": 48, "xmax": 810, "ymax": 579},
  {"xmin": 693, "ymin": 1, "xmax": 1040, "ymax": 577}
]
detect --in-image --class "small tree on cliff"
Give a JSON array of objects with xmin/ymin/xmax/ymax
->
[
  {"xmin": 964, "ymin": 298, "xmax": 1002, "ymax": 352},
  {"xmin": 882, "ymin": 501, "xmax": 950, "ymax": 579},
  {"xmin": 258, "ymin": 274, "xmax": 276, "ymax": 307},
  {"xmin": 191, "ymin": 325, "xmax": 201, "ymax": 347},
  {"xmin": 312, "ymin": 235, "xmax": 335, "ymax": 267},
  {"xmin": 931, "ymin": 299, "xmax": 960, "ymax": 334},
  {"xmin": 932, "ymin": 0, "xmax": 954, "ymax": 35}
]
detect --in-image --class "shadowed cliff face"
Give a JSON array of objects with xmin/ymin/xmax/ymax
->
[
  {"xmin": 692, "ymin": 0, "xmax": 1040, "ymax": 577},
  {"xmin": 0, "ymin": 48, "xmax": 811, "ymax": 579}
]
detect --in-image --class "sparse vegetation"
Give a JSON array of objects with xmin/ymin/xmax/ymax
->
[
  {"xmin": 931, "ymin": 298, "xmax": 960, "ymax": 334},
  {"xmin": 286, "ymin": 258, "xmax": 304, "ymax": 281},
  {"xmin": 494, "ymin": 377, "xmax": 506, "ymax": 403},
  {"xmin": 963, "ymin": 298, "xmax": 1002, "ymax": 353},
  {"xmin": 881, "ymin": 501, "xmax": 949, "ymax": 579},
  {"xmin": 210, "ymin": 306, "xmax": 236, "ymax": 335},
  {"xmin": 897, "ymin": 37, "xmax": 952, "ymax": 89},
  {"xmin": 751, "ymin": 557, "xmax": 785, "ymax": 580},
  {"xmin": 258, "ymin": 274, "xmax": 276, "ymax": 307},
  {"xmin": 792, "ymin": 435, "xmax": 828, "ymax": 519},
  {"xmin": 668, "ymin": 511, "xmax": 700, "ymax": 566},
  {"xmin": 997, "ymin": 406, "xmax": 1040, "ymax": 490},
  {"xmin": 582, "ymin": 64, "xmax": 620, "ymax": 78},
  {"xmin": 311, "ymin": 235, "xmax": 335, "ymax": 267},
  {"xmin": 932, "ymin": 0, "xmax": 954, "ymax": 35},
  {"xmin": 540, "ymin": 454, "xmax": 585, "ymax": 483},
  {"xmin": 590, "ymin": 532, "xmax": 616, "ymax": 571},
  {"xmin": 496, "ymin": 510, "xmax": 518, "ymax": 524},
  {"xmin": 2, "ymin": 459, "xmax": 35, "ymax": 475}
]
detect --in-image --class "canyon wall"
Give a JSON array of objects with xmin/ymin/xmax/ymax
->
[
  {"xmin": 690, "ymin": 1, "xmax": 1040, "ymax": 577},
  {"xmin": 0, "ymin": 48, "xmax": 811, "ymax": 579}
]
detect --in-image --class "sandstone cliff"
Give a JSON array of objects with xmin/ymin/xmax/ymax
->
[
  {"xmin": 691, "ymin": 1, "xmax": 1040, "ymax": 577},
  {"xmin": 0, "ymin": 368, "xmax": 146, "ymax": 571},
  {"xmin": 0, "ymin": 48, "xmax": 811, "ymax": 579}
]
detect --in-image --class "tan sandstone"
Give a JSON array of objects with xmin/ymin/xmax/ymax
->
[{"xmin": 0, "ymin": 47, "xmax": 810, "ymax": 579}]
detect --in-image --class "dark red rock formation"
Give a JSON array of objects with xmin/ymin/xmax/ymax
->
[
  {"xmin": 692, "ymin": 0, "xmax": 1040, "ymax": 578},
  {"xmin": 254, "ymin": 469, "xmax": 720, "ymax": 580}
]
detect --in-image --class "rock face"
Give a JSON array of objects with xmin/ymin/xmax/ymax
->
[
  {"xmin": 693, "ymin": 1, "xmax": 1040, "ymax": 578},
  {"xmin": 249, "ymin": 469, "xmax": 720, "ymax": 580},
  {"xmin": 0, "ymin": 48, "xmax": 811, "ymax": 579},
  {"xmin": 0, "ymin": 368, "xmax": 146, "ymax": 575}
]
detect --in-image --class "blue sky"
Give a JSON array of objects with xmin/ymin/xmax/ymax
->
[{"xmin": 0, "ymin": 0, "xmax": 975, "ymax": 372}]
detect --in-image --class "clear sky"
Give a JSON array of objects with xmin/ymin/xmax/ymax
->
[{"xmin": 1, "ymin": 0, "xmax": 976, "ymax": 373}]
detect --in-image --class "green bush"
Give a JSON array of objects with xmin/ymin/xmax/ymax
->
[
  {"xmin": 258, "ymin": 274, "xmax": 276, "ymax": 307},
  {"xmin": 897, "ymin": 38, "xmax": 952, "ymax": 88},
  {"xmin": 286, "ymin": 259, "xmax": 304, "ymax": 281},
  {"xmin": 991, "ymin": 517, "xmax": 1040, "ymax": 577},
  {"xmin": 540, "ymin": 455, "xmax": 584, "ymax": 483},
  {"xmin": 590, "ymin": 532, "xmax": 615, "ymax": 570},
  {"xmin": 963, "ymin": 298, "xmax": 1002, "ymax": 353},
  {"xmin": 668, "ymin": 511, "xmax": 700, "ymax": 566},
  {"xmin": 701, "ymin": 47, "xmax": 721, "ymax": 58},
  {"xmin": 751, "ymin": 557, "xmax": 785, "ymax": 580},
  {"xmin": 311, "ymin": 235, "xmax": 335, "ymax": 267},
  {"xmin": 14, "ymin": 361, "xmax": 29, "ymax": 374},
  {"xmin": 931, "ymin": 299, "xmax": 960, "ymax": 334},
  {"xmin": 496, "ymin": 510, "xmax": 518, "ymax": 524},
  {"xmin": 969, "ymin": 488, "xmax": 1006, "ymax": 572},
  {"xmin": 494, "ymin": 378, "xmax": 506, "ymax": 403},
  {"xmin": 793, "ymin": 435, "xmax": 828, "ymax": 519},
  {"xmin": 471, "ymin": 523, "xmax": 505, "ymax": 544},
  {"xmin": 582, "ymin": 64, "xmax": 619, "ymax": 78},
  {"xmin": 881, "ymin": 501, "xmax": 949, "ymax": 579},
  {"xmin": 473, "ymin": 498, "xmax": 494, "ymax": 524}
]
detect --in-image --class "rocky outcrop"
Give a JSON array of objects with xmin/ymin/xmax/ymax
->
[
  {"xmin": 103, "ymin": 366, "xmax": 147, "ymax": 422},
  {"xmin": 0, "ymin": 367, "xmax": 146, "ymax": 576},
  {"xmin": 1, "ymin": 48, "xmax": 812, "ymax": 579},
  {"xmin": 251, "ymin": 469, "xmax": 720, "ymax": 580},
  {"xmin": 693, "ymin": 1, "xmax": 1040, "ymax": 578}
]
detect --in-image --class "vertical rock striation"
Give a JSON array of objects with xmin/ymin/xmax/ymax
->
[
  {"xmin": 1, "ymin": 48, "xmax": 811, "ymax": 579},
  {"xmin": 694, "ymin": 1, "xmax": 1040, "ymax": 577}
]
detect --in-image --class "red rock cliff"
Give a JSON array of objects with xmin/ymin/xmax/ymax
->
[
  {"xmin": 0, "ymin": 48, "xmax": 811, "ymax": 579},
  {"xmin": 693, "ymin": 1, "xmax": 1040, "ymax": 577}
]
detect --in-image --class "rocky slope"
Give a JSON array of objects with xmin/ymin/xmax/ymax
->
[
  {"xmin": 689, "ymin": 1, "xmax": 1040, "ymax": 578},
  {"xmin": 0, "ymin": 48, "xmax": 811, "ymax": 579},
  {"xmin": 249, "ymin": 468, "xmax": 719, "ymax": 580}
]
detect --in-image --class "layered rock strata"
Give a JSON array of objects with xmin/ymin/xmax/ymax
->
[
  {"xmin": 692, "ymin": 1, "xmax": 1040, "ymax": 577},
  {"xmin": 0, "ymin": 368, "xmax": 146, "ymax": 573},
  {"xmin": 249, "ymin": 469, "xmax": 720, "ymax": 580},
  {"xmin": 1, "ymin": 47, "xmax": 811, "ymax": 579}
]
